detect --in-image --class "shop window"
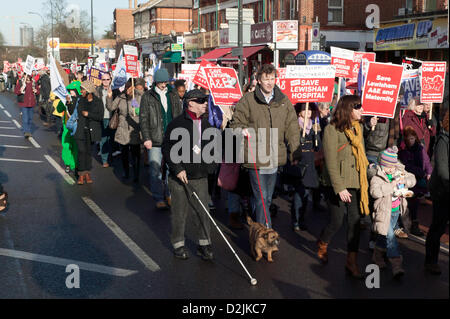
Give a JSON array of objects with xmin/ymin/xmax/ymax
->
[
  {"xmin": 289, "ymin": 0, "xmax": 297, "ymax": 20},
  {"xmin": 258, "ymin": 1, "xmax": 263, "ymax": 23},
  {"xmin": 271, "ymin": 0, "xmax": 276, "ymax": 20},
  {"xmin": 328, "ymin": 0, "xmax": 343, "ymax": 24},
  {"xmin": 425, "ymin": 0, "xmax": 437, "ymax": 11},
  {"xmin": 280, "ymin": 0, "xmax": 286, "ymax": 19}
]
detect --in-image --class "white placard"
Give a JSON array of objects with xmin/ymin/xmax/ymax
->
[
  {"xmin": 24, "ymin": 55, "xmax": 35, "ymax": 76},
  {"xmin": 286, "ymin": 65, "xmax": 336, "ymax": 79}
]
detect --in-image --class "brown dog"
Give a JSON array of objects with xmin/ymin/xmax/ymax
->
[{"xmin": 247, "ymin": 216, "xmax": 280, "ymax": 262}]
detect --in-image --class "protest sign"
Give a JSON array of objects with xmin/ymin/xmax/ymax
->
[
  {"xmin": 24, "ymin": 55, "xmax": 35, "ymax": 76},
  {"xmin": 123, "ymin": 45, "xmax": 139, "ymax": 78},
  {"xmin": 362, "ymin": 62, "xmax": 403, "ymax": 118},
  {"xmin": 203, "ymin": 67, "xmax": 242, "ymax": 106},
  {"xmin": 347, "ymin": 52, "xmax": 376, "ymax": 89},
  {"xmin": 275, "ymin": 68, "xmax": 294, "ymax": 103},
  {"xmin": 420, "ymin": 61, "xmax": 447, "ymax": 103},
  {"xmin": 331, "ymin": 46, "xmax": 354, "ymax": 78},
  {"xmin": 88, "ymin": 67, "xmax": 107, "ymax": 87},
  {"xmin": 3, "ymin": 61, "xmax": 11, "ymax": 73},
  {"xmin": 193, "ymin": 59, "xmax": 217, "ymax": 90},
  {"xmin": 400, "ymin": 69, "xmax": 420, "ymax": 108},
  {"xmin": 285, "ymin": 65, "xmax": 336, "ymax": 103}
]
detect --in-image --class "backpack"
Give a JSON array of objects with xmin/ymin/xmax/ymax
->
[{"xmin": 66, "ymin": 99, "xmax": 79, "ymax": 136}]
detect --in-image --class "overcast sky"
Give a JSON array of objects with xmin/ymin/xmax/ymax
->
[{"xmin": 0, "ymin": 0, "xmax": 146, "ymax": 46}]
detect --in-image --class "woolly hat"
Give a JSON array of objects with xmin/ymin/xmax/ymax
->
[
  {"xmin": 153, "ymin": 68, "xmax": 170, "ymax": 83},
  {"xmin": 379, "ymin": 146, "xmax": 399, "ymax": 169}
]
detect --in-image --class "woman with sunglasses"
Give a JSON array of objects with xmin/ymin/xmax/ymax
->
[{"xmin": 317, "ymin": 95, "xmax": 369, "ymax": 279}]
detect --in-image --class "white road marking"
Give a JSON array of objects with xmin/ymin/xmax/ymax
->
[
  {"xmin": 12, "ymin": 120, "xmax": 21, "ymax": 128},
  {"xmin": 408, "ymin": 233, "xmax": 449, "ymax": 255},
  {"xmin": 0, "ymin": 127, "xmax": 16, "ymax": 130},
  {"xmin": 82, "ymin": 197, "xmax": 161, "ymax": 272},
  {"xmin": 0, "ymin": 158, "xmax": 43, "ymax": 163},
  {"xmin": 28, "ymin": 137, "xmax": 41, "ymax": 148},
  {"xmin": 0, "ymin": 120, "xmax": 11, "ymax": 123},
  {"xmin": 44, "ymin": 155, "xmax": 75, "ymax": 185},
  {"xmin": 0, "ymin": 145, "xmax": 32, "ymax": 149},
  {"xmin": 3, "ymin": 110, "xmax": 12, "ymax": 118},
  {"xmin": 0, "ymin": 104, "xmax": 4, "ymax": 109},
  {"xmin": 0, "ymin": 134, "xmax": 23, "ymax": 138},
  {"xmin": 0, "ymin": 248, "xmax": 138, "ymax": 277}
]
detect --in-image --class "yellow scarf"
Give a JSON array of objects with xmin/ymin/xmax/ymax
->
[{"xmin": 344, "ymin": 121, "xmax": 370, "ymax": 215}]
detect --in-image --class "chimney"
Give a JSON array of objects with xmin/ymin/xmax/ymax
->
[
  {"xmin": 129, "ymin": 0, "xmax": 132, "ymax": 9},
  {"xmin": 134, "ymin": 0, "xmax": 138, "ymax": 9}
]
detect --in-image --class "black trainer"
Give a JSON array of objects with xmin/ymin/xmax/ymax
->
[
  {"xmin": 197, "ymin": 245, "xmax": 214, "ymax": 261},
  {"xmin": 174, "ymin": 246, "xmax": 189, "ymax": 260}
]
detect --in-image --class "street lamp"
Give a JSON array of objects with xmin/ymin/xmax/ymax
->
[{"xmin": 28, "ymin": 12, "xmax": 45, "ymax": 49}]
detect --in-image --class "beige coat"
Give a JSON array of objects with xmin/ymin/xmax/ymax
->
[
  {"xmin": 370, "ymin": 165, "xmax": 416, "ymax": 236},
  {"xmin": 230, "ymin": 85, "xmax": 300, "ymax": 169},
  {"xmin": 106, "ymin": 90, "xmax": 143, "ymax": 145}
]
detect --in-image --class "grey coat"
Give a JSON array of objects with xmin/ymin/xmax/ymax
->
[
  {"xmin": 106, "ymin": 91, "xmax": 143, "ymax": 145},
  {"xmin": 370, "ymin": 165, "xmax": 416, "ymax": 236}
]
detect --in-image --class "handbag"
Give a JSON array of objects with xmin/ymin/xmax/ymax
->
[
  {"xmin": 217, "ymin": 163, "xmax": 240, "ymax": 191},
  {"xmin": 109, "ymin": 109, "xmax": 119, "ymax": 130},
  {"xmin": 66, "ymin": 100, "xmax": 79, "ymax": 136},
  {"xmin": 17, "ymin": 94, "xmax": 24, "ymax": 103}
]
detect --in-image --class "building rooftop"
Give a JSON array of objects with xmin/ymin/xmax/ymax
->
[{"xmin": 133, "ymin": 0, "xmax": 193, "ymax": 14}]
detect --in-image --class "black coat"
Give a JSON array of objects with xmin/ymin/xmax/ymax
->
[
  {"xmin": 162, "ymin": 109, "xmax": 218, "ymax": 180},
  {"xmin": 284, "ymin": 126, "xmax": 321, "ymax": 189},
  {"xmin": 430, "ymin": 130, "xmax": 449, "ymax": 197},
  {"xmin": 74, "ymin": 95, "xmax": 103, "ymax": 142},
  {"xmin": 38, "ymin": 73, "xmax": 51, "ymax": 97},
  {"xmin": 139, "ymin": 85, "xmax": 183, "ymax": 147}
]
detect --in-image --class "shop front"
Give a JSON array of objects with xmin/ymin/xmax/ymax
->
[
  {"xmin": 373, "ymin": 14, "xmax": 448, "ymax": 64},
  {"xmin": 284, "ymin": 50, "xmax": 331, "ymax": 65}
]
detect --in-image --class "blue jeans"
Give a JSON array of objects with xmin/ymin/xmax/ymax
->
[
  {"xmin": 292, "ymin": 187, "xmax": 312, "ymax": 226},
  {"xmin": 21, "ymin": 107, "xmax": 34, "ymax": 134},
  {"xmin": 249, "ymin": 169, "xmax": 277, "ymax": 228},
  {"xmin": 376, "ymin": 211, "xmax": 401, "ymax": 258},
  {"xmin": 227, "ymin": 191, "xmax": 242, "ymax": 214},
  {"xmin": 148, "ymin": 147, "xmax": 169, "ymax": 202},
  {"xmin": 100, "ymin": 119, "xmax": 113, "ymax": 164}
]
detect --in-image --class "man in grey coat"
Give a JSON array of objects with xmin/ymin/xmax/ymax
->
[{"xmin": 139, "ymin": 68, "xmax": 183, "ymax": 209}]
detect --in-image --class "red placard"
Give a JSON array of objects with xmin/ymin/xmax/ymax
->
[
  {"xmin": 193, "ymin": 59, "xmax": 217, "ymax": 90},
  {"xmin": 362, "ymin": 62, "xmax": 403, "ymax": 118},
  {"xmin": 420, "ymin": 61, "xmax": 447, "ymax": 103},
  {"xmin": 285, "ymin": 65, "xmax": 336, "ymax": 103},
  {"xmin": 346, "ymin": 52, "xmax": 376, "ymax": 89},
  {"xmin": 203, "ymin": 67, "xmax": 242, "ymax": 106},
  {"xmin": 331, "ymin": 46, "xmax": 354, "ymax": 78},
  {"xmin": 276, "ymin": 68, "xmax": 294, "ymax": 103},
  {"xmin": 123, "ymin": 45, "xmax": 139, "ymax": 78}
]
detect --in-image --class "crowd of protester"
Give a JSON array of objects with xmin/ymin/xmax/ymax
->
[{"xmin": 2, "ymin": 62, "xmax": 448, "ymax": 278}]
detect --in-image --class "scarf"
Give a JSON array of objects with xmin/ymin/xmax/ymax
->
[{"xmin": 344, "ymin": 121, "xmax": 370, "ymax": 215}]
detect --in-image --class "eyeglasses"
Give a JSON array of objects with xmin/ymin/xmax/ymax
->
[
  {"xmin": 191, "ymin": 98, "xmax": 208, "ymax": 104},
  {"xmin": 102, "ymin": 78, "xmax": 111, "ymax": 81},
  {"xmin": 353, "ymin": 104, "xmax": 363, "ymax": 110}
]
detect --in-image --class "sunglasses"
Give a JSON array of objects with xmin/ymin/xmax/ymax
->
[
  {"xmin": 353, "ymin": 104, "xmax": 363, "ymax": 110},
  {"xmin": 102, "ymin": 78, "xmax": 111, "ymax": 81},
  {"xmin": 191, "ymin": 98, "xmax": 208, "ymax": 104}
]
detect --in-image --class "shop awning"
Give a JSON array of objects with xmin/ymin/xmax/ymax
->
[
  {"xmin": 220, "ymin": 45, "xmax": 268, "ymax": 62},
  {"xmin": 325, "ymin": 41, "xmax": 360, "ymax": 50},
  {"xmin": 196, "ymin": 47, "xmax": 232, "ymax": 62},
  {"xmin": 162, "ymin": 51, "xmax": 182, "ymax": 63}
]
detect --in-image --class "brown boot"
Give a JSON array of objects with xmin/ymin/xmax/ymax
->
[
  {"xmin": 77, "ymin": 175, "xmax": 85, "ymax": 185},
  {"xmin": 389, "ymin": 256, "xmax": 405, "ymax": 279},
  {"xmin": 85, "ymin": 173, "xmax": 93, "ymax": 184},
  {"xmin": 317, "ymin": 240, "xmax": 329, "ymax": 264},
  {"xmin": 229, "ymin": 212, "xmax": 244, "ymax": 230},
  {"xmin": 345, "ymin": 252, "xmax": 364, "ymax": 279}
]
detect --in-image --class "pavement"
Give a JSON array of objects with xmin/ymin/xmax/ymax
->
[{"xmin": 0, "ymin": 91, "xmax": 448, "ymax": 299}]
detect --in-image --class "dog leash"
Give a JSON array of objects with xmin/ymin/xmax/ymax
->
[{"xmin": 246, "ymin": 134, "xmax": 270, "ymax": 229}]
